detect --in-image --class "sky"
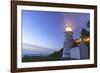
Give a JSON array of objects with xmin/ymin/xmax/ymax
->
[{"xmin": 22, "ymin": 10, "xmax": 90, "ymax": 51}]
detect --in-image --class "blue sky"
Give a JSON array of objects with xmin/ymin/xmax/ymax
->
[{"xmin": 22, "ymin": 10, "xmax": 90, "ymax": 50}]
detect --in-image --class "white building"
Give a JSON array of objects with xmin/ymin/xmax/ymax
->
[
  {"xmin": 62, "ymin": 26, "xmax": 73, "ymax": 58},
  {"xmin": 70, "ymin": 41, "xmax": 89, "ymax": 59},
  {"xmin": 62, "ymin": 26, "xmax": 89, "ymax": 59}
]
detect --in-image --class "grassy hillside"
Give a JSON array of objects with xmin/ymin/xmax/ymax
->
[{"xmin": 22, "ymin": 48, "xmax": 63, "ymax": 62}]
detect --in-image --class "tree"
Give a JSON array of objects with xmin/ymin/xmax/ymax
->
[
  {"xmin": 80, "ymin": 21, "xmax": 90, "ymax": 49},
  {"xmin": 81, "ymin": 20, "xmax": 90, "ymax": 39},
  {"xmin": 86, "ymin": 21, "xmax": 90, "ymax": 28},
  {"xmin": 81, "ymin": 28, "xmax": 89, "ymax": 39}
]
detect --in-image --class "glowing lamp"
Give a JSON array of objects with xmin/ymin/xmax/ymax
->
[
  {"xmin": 76, "ymin": 40, "xmax": 80, "ymax": 43},
  {"xmin": 76, "ymin": 38, "xmax": 81, "ymax": 43},
  {"xmin": 65, "ymin": 26, "xmax": 72, "ymax": 32},
  {"xmin": 84, "ymin": 37, "xmax": 90, "ymax": 42}
]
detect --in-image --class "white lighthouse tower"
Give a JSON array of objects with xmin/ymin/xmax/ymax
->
[{"xmin": 62, "ymin": 25, "xmax": 73, "ymax": 58}]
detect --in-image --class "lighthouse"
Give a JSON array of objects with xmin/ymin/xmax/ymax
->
[{"xmin": 62, "ymin": 25, "xmax": 73, "ymax": 58}]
